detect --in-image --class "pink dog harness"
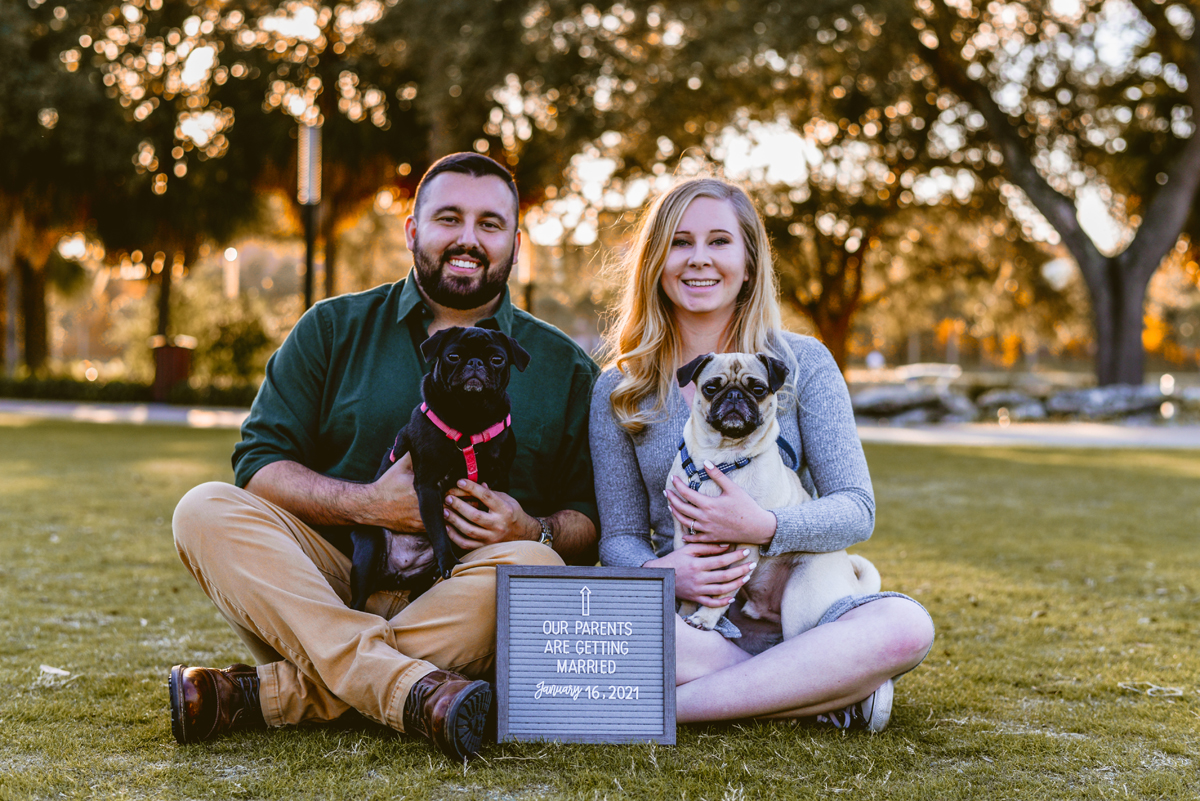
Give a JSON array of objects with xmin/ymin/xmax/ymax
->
[{"xmin": 390, "ymin": 402, "xmax": 511, "ymax": 483}]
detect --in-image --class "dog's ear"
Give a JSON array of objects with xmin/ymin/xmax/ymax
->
[
  {"xmin": 420, "ymin": 327, "xmax": 460, "ymax": 362},
  {"xmin": 756, "ymin": 353, "xmax": 790, "ymax": 394},
  {"xmin": 677, "ymin": 353, "xmax": 715, "ymax": 387},
  {"xmin": 500, "ymin": 333, "xmax": 531, "ymax": 372}
]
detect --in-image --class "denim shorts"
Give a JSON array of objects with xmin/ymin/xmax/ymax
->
[{"xmin": 818, "ymin": 591, "xmax": 935, "ymax": 676}]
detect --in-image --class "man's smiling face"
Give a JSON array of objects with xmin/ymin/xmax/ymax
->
[{"xmin": 406, "ymin": 172, "xmax": 521, "ymax": 311}]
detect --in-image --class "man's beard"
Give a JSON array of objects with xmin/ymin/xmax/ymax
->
[{"xmin": 411, "ymin": 237, "xmax": 515, "ymax": 311}]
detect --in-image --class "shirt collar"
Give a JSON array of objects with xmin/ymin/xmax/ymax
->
[{"xmin": 396, "ymin": 270, "xmax": 515, "ymax": 335}]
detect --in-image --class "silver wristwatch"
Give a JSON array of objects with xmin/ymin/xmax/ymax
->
[{"xmin": 535, "ymin": 516, "xmax": 554, "ymax": 548}]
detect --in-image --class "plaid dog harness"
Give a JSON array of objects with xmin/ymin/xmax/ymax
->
[
  {"xmin": 676, "ymin": 436, "xmax": 799, "ymax": 491},
  {"xmin": 677, "ymin": 439, "xmax": 752, "ymax": 491},
  {"xmin": 389, "ymin": 403, "xmax": 512, "ymax": 483}
]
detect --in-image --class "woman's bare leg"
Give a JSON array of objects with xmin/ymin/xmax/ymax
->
[
  {"xmin": 675, "ymin": 597, "xmax": 934, "ymax": 723},
  {"xmin": 675, "ymin": 615, "xmax": 754, "ymax": 684}
]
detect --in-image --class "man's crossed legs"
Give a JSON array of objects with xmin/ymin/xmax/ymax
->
[{"xmin": 169, "ymin": 482, "xmax": 562, "ymax": 759}]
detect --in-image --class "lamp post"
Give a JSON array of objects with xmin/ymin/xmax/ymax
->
[{"xmin": 297, "ymin": 123, "xmax": 322, "ymax": 309}]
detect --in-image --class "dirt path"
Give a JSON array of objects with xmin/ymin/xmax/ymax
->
[{"xmin": 4, "ymin": 399, "xmax": 1200, "ymax": 448}]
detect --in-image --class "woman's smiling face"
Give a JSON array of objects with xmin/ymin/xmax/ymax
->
[{"xmin": 660, "ymin": 196, "xmax": 749, "ymax": 322}]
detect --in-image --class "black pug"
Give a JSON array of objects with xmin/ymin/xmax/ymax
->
[{"xmin": 349, "ymin": 325, "xmax": 530, "ymax": 612}]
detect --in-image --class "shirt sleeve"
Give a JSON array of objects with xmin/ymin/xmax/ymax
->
[
  {"xmin": 546, "ymin": 357, "xmax": 602, "ymax": 531},
  {"xmin": 232, "ymin": 305, "xmax": 331, "ymax": 488},
  {"xmin": 590, "ymin": 371, "xmax": 659, "ymax": 568},
  {"xmin": 762, "ymin": 342, "xmax": 876, "ymax": 556}
]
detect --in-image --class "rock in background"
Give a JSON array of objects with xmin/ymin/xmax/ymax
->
[
  {"xmin": 850, "ymin": 383, "xmax": 980, "ymax": 424},
  {"xmin": 975, "ymin": 389, "xmax": 1047, "ymax": 422},
  {"xmin": 850, "ymin": 373, "xmax": 1195, "ymax": 426},
  {"xmin": 1044, "ymin": 385, "xmax": 1166, "ymax": 419}
]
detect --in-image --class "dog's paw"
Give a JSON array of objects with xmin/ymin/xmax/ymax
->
[
  {"xmin": 434, "ymin": 554, "xmax": 459, "ymax": 581},
  {"xmin": 683, "ymin": 612, "xmax": 717, "ymax": 631}
]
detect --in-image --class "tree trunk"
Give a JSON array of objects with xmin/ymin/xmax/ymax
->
[
  {"xmin": 1073, "ymin": 244, "xmax": 1118, "ymax": 385},
  {"xmin": 0, "ymin": 221, "xmax": 11, "ymax": 376},
  {"xmin": 157, "ymin": 263, "xmax": 172, "ymax": 339},
  {"xmin": 1081, "ymin": 252, "xmax": 1160, "ymax": 386},
  {"xmin": 0, "ymin": 266, "xmax": 6, "ymax": 373},
  {"xmin": 811, "ymin": 250, "xmax": 864, "ymax": 375},
  {"xmin": 321, "ymin": 196, "xmax": 338, "ymax": 299},
  {"xmin": 920, "ymin": 0, "xmax": 1200, "ymax": 386},
  {"xmin": 811, "ymin": 308, "xmax": 852, "ymax": 373},
  {"xmin": 3, "ymin": 268, "xmax": 17, "ymax": 376},
  {"xmin": 781, "ymin": 292, "xmax": 855, "ymax": 374},
  {"xmin": 1109, "ymin": 260, "xmax": 1150, "ymax": 385},
  {"xmin": 17, "ymin": 254, "xmax": 47, "ymax": 375},
  {"xmin": 776, "ymin": 240, "xmax": 864, "ymax": 376}
]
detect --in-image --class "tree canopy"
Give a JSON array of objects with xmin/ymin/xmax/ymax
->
[
  {"xmin": 909, "ymin": 0, "xmax": 1200, "ymax": 383},
  {"xmin": 523, "ymin": 0, "xmax": 1200, "ymax": 381},
  {"xmin": 5, "ymin": 0, "xmax": 1199, "ymax": 384}
]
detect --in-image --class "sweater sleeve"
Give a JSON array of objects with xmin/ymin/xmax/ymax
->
[
  {"xmin": 762, "ymin": 338, "xmax": 875, "ymax": 556},
  {"xmin": 589, "ymin": 370, "xmax": 660, "ymax": 568}
]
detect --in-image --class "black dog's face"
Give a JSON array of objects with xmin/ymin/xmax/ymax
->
[
  {"xmin": 678, "ymin": 352, "xmax": 789, "ymax": 439},
  {"xmin": 421, "ymin": 326, "xmax": 531, "ymax": 397}
]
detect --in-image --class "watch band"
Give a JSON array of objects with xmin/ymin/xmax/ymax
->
[{"xmin": 535, "ymin": 516, "xmax": 553, "ymax": 548}]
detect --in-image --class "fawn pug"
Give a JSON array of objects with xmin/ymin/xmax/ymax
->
[{"xmin": 670, "ymin": 352, "xmax": 880, "ymax": 639}]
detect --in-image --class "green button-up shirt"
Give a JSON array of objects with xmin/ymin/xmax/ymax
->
[{"xmin": 232, "ymin": 274, "xmax": 600, "ymax": 557}]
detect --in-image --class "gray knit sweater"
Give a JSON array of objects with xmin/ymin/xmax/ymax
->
[{"xmin": 590, "ymin": 332, "xmax": 875, "ymax": 568}]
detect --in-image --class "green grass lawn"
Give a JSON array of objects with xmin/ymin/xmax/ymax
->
[{"xmin": 1, "ymin": 415, "xmax": 1197, "ymax": 800}]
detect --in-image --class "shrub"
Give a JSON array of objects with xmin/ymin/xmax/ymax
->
[{"xmin": 0, "ymin": 376, "xmax": 256, "ymax": 407}]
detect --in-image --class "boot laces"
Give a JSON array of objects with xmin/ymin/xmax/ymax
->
[
  {"xmin": 229, "ymin": 670, "xmax": 263, "ymax": 726},
  {"xmin": 404, "ymin": 680, "xmax": 434, "ymax": 738}
]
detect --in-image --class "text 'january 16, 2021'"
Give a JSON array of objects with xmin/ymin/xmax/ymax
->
[{"xmin": 496, "ymin": 566, "xmax": 676, "ymax": 744}]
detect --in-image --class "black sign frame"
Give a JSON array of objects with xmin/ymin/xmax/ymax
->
[{"xmin": 495, "ymin": 565, "xmax": 676, "ymax": 745}]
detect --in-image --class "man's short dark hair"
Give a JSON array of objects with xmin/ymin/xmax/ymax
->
[{"xmin": 413, "ymin": 153, "xmax": 520, "ymax": 221}]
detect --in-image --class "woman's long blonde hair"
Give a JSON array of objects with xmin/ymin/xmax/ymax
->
[{"xmin": 601, "ymin": 177, "xmax": 794, "ymax": 435}]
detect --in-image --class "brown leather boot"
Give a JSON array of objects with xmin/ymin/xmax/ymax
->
[
  {"xmin": 169, "ymin": 664, "xmax": 266, "ymax": 744},
  {"xmin": 402, "ymin": 670, "xmax": 491, "ymax": 761}
]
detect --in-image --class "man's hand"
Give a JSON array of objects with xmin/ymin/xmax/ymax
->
[
  {"xmin": 362, "ymin": 452, "xmax": 424, "ymax": 532},
  {"xmin": 645, "ymin": 543, "xmax": 755, "ymax": 608},
  {"xmin": 441, "ymin": 479, "xmax": 539, "ymax": 550},
  {"xmin": 366, "ymin": 453, "xmax": 485, "ymax": 534}
]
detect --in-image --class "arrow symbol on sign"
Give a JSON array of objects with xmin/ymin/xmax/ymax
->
[{"xmin": 580, "ymin": 586, "xmax": 591, "ymax": 617}]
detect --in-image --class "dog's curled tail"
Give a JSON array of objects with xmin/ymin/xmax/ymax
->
[{"xmin": 849, "ymin": 554, "xmax": 882, "ymax": 594}]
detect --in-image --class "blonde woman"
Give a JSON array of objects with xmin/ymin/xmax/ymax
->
[{"xmin": 589, "ymin": 177, "xmax": 934, "ymax": 728}]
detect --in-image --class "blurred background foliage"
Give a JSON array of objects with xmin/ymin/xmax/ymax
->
[{"xmin": 2, "ymin": 0, "xmax": 1200, "ymax": 396}]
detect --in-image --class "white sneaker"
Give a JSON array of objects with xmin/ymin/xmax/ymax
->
[{"xmin": 816, "ymin": 678, "xmax": 893, "ymax": 733}]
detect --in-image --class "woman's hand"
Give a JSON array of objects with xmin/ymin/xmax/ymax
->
[
  {"xmin": 665, "ymin": 460, "xmax": 777, "ymax": 547},
  {"xmin": 645, "ymin": 543, "xmax": 755, "ymax": 607}
]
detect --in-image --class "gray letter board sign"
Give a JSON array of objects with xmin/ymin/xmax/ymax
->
[{"xmin": 496, "ymin": 565, "xmax": 675, "ymax": 744}]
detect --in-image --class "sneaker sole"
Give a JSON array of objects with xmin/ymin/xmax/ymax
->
[
  {"xmin": 168, "ymin": 664, "xmax": 189, "ymax": 744},
  {"xmin": 865, "ymin": 677, "xmax": 894, "ymax": 733},
  {"xmin": 443, "ymin": 680, "xmax": 492, "ymax": 761}
]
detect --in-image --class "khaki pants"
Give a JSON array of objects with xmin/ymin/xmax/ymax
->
[{"xmin": 172, "ymin": 482, "xmax": 563, "ymax": 731}]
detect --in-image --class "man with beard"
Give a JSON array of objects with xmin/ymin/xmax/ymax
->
[{"xmin": 168, "ymin": 154, "xmax": 599, "ymax": 762}]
